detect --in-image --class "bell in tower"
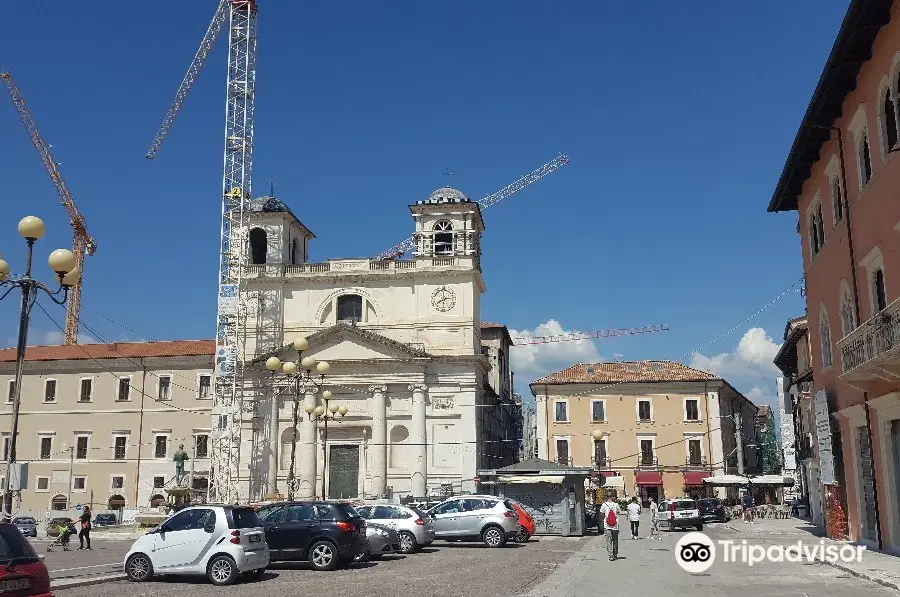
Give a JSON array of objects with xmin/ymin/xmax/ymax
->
[{"xmin": 409, "ymin": 187, "xmax": 485, "ymax": 266}]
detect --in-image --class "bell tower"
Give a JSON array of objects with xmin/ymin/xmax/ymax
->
[{"xmin": 409, "ymin": 187, "xmax": 485, "ymax": 269}]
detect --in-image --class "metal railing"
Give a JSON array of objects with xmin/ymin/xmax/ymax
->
[
  {"xmin": 595, "ymin": 456, "xmax": 612, "ymax": 469},
  {"xmin": 685, "ymin": 456, "xmax": 708, "ymax": 467},
  {"xmin": 637, "ymin": 455, "xmax": 658, "ymax": 467},
  {"xmin": 839, "ymin": 298, "xmax": 900, "ymax": 373}
]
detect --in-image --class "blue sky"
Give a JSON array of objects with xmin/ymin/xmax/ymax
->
[{"xmin": 1, "ymin": 1, "xmax": 848, "ymax": 408}]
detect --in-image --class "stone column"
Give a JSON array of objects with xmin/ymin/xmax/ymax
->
[
  {"xmin": 536, "ymin": 393, "xmax": 548, "ymax": 460},
  {"xmin": 298, "ymin": 391, "xmax": 317, "ymax": 498},
  {"xmin": 369, "ymin": 385, "xmax": 388, "ymax": 498},
  {"xmin": 267, "ymin": 391, "xmax": 280, "ymax": 495},
  {"xmin": 408, "ymin": 384, "xmax": 428, "ymax": 498}
]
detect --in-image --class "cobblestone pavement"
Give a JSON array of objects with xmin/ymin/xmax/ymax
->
[{"xmin": 53, "ymin": 536, "xmax": 586, "ymax": 596}]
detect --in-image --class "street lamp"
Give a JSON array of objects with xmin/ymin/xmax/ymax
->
[
  {"xmin": 0, "ymin": 216, "xmax": 79, "ymax": 521},
  {"xmin": 265, "ymin": 338, "xmax": 340, "ymax": 500}
]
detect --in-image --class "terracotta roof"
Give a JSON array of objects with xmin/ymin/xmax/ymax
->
[
  {"xmin": 0, "ymin": 340, "xmax": 215, "ymax": 363},
  {"xmin": 480, "ymin": 322, "xmax": 506, "ymax": 329},
  {"xmin": 531, "ymin": 361, "xmax": 717, "ymax": 385}
]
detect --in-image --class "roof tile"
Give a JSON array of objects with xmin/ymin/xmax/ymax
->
[
  {"xmin": 532, "ymin": 361, "xmax": 717, "ymax": 385},
  {"xmin": 0, "ymin": 340, "xmax": 215, "ymax": 363}
]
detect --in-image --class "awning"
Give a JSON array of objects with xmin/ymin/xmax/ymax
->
[
  {"xmin": 635, "ymin": 471, "xmax": 663, "ymax": 486},
  {"xmin": 683, "ymin": 471, "xmax": 710, "ymax": 485},
  {"xmin": 703, "ymin": 474, "xmax": 748, "ymax": 486},
  {"xmin": 496, "ymin": 475, "xmax": 564, "ymax": 484},
  {"xmin": 601, "ymin": 476, "xmax": 625, "ymax": 488},
  {"xmin": 749, "ymin": 475, "xmax": 795, "ymax": 487}
]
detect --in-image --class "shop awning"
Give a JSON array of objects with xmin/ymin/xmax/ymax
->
[
  {"xmin": 635, "ymin": 471, "xmax": 663, "ymax": 486},
  {"xmin": 601, "ymin": 476, "xmax": 625, "ymax": 488},
  {"xmin": 496, "ymin": 475, "xmax": 564, "ymax": 484},
  {"xmin": 683, "ymin": 471, "xmax": 710, "ymax": 485}
]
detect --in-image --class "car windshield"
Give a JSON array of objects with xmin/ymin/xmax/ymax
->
[
  {"xmin": 674, "ymin": 501, "xmax": 697, "ymax": 511},
  {"xmin": 0, "ymin": 526, "xmax": 39, "ymax": 565},
  {"xmin": 318, "ymin": 503, "xmax": 361, "ymax": 519},
  {"xmin": 230, "ymin": 507, "xmax": 263, "ymax": 529},
  {"xmin": 699, "ymin": 499, "xmax": 719, "ymax": 507}
]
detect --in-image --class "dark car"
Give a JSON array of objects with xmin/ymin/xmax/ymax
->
[
  {"xmin": 92, "ymin": 513, "xmax": 118, "ymax": 527},
  {"xmin": 257, "ymin": 501, "xmax": 367, "ymax": 571},
  {"xmin": 11, "ymin": 518, "xmax": 36, "ymax": 538},
  {"xmin": 0, "ymin": 523, "xmax": 52, "ymax": 596},
  {"xmin": 698, "ymin": 498, "xmax": 729, "ymax": 523}
]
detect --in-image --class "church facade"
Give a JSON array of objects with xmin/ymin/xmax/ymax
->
[{"xmin": 236, "ymin": 188, "xmax": 518, "ymax": 501}]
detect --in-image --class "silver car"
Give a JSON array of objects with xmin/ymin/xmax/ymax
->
[
  {"xmin": 426, "ymin": 495, "xmax": 520, "ymax": 548},
  {"xmin": 12, "ymin": 517, "xmax": 36, "ymax": 538},
  {"xmin": 356, "ymin": 504, "xmax": 435, "ymax": 554},
  {"xmin": 355, "ymin": 522, "xmax": 400, "ymax": 561}
]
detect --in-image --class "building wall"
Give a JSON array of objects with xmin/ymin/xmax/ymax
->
[{"xmin": 0, "ymin": 355, "xmax": 213, "ymax": 517}]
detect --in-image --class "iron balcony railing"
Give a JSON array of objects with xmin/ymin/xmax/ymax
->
[
  {"xmin": 838, "ymin": 298, "xmax": 900, "ymax": 373},
  {"xmin": 595, "ymin": 456, "xmax": 612, "ymax": 469},
  {"xmin": 685, "ymin": 456, "xmax": 708, "ymax": 467},
  {"xmin": 637, "ymin": 455, "xmax": 658, "ymax": 468}
]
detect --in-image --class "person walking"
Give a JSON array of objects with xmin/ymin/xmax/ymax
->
[
  {"xmin": 78, "ymin": 506, "xmax": 92, "ymax": 550},
  {"xmin": 599, "ymin": 490, "xmax": 621, "ymax": 561},
  {"xmin": 626, "ymin": 497, "xmax": 641, "ymax": 539},
  {"xmin": 647, "ymin": 497, "xmax": 661, "ymax": 540}
]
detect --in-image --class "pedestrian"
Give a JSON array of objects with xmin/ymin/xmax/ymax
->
[
  {"xmin": 627, "ymin": 496, "xmax": 641, "ymax": 539},
  {"xmin": 647, "ymin": 497, "xmax": 661, "ymax": 540},
  {"xmin": 78, "ymin": 506, "xmax": 92, "ymax": 550},
  {"xmin": 599, "ymin": 489, "xmax": 621, "ymax": 561},
  {"xmin": 742, "ymin": 491, "xmax": 754, "ymax": 524}
]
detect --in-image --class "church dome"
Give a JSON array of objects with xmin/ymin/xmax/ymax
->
[
  {"xmin": 419, "ymin": 187, "xmax": 470, "ymax": 205},
  {"xmin": 250, "ymin": 196, "xmax": 294, "ymax": 214}
]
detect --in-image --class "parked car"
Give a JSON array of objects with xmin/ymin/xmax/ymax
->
[
  {"xmin": 45, "ymin": 518, "xmax": 72, "ymax": 538},
  {"xmin": 124, "ymin": 505, "xmax": 268, "ymax": 586},
  {"xmin": 0, "ymin": 522, "xmax": 52, "ymax": 596},
  {"xmin": 257, "ymin": 501, "xmax": 367, "ymax": 571},
  {"xmin": 355, "ymin": 522, "xmax": 399, "ymax": 561},
  {"xmin": 93, "ymin": 513, "xmax": 119, "ymax": 527},
  {"xmin": 698, "ymin": 498, "xmax": 729, "ymax": 523},
  {"xmin": 426, "ymin": 495, "xmax": 520, "ymax": 548},
  {"xmin": 655, "ymin": 498, "xmax": 703, "ymax": 531},
  {"xmin": 507, "ymin": 501, "xmax": 535, "ymax": 542},
  {"xmin": 11, "ymin": 518, "xmax": 37, "ymax": 538},
  {"xmin": 355, "ymin": 504, "xmax": 435, "ymax": 554}
]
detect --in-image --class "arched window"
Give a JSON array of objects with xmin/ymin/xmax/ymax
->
[
  {"xmin": 108, "ymin": 494, "xmax": 126, "ymax": 511},
  {"xmin": 150, "ymin": 494, "xmax": 166, "ymax": 507},
  {"xmin": 884, "ymin": 87, "xmax": 898, "ymax": 152},
  {"xmin": 50, "ymin": 494, "xmax": 68, "ymax": 511},
  {"xmin": 291, "ymin": 238, "xmax": 300, "ymax": 264},
  {"xmin": 249, "ymin": 228, "xmax": 267, "ymax": 265},
  {"xmin": 875, "ymin": 268, "xmax": 887, "ymax": 312},
  {"xmin": 860, "ymin": 128, "xmax": 873, "ymax": 185},
  {"xmin": 808, "ymin": 202, "xmax": 825, "ymax": 257},
  {"xmin": 839, "ymin": 281, "xmax": 856, "ymax": 337},
  {"xmin": 820, "ymin": 307, "xmax": 833, "ymax": 369},
  {"xmin": 433, "ymin": 221, "xmax": 454, "ymax": 255},
  {"xmin": 337, "ymin": 294, "xmax": 363, "ymax": 324}
]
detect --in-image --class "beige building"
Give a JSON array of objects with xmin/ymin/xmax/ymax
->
[
  {"xmin": 531, "ymin": 361, "xmax": 759, "ymax": 504},
  {"xmin": 0, "ymin": 340, "xmax": 214, "ymax": 517}
]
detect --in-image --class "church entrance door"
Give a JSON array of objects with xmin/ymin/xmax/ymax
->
[{"xmin": 328, "ymin": 445, "xmax": 360, "ymax": 499}]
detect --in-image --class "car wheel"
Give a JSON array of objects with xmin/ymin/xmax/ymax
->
[
  {"xmin": 482, "ymin": 525, "xmax": 506, "ymax": 548},
  {"xmin": 207, "ymin": 554, "xmax": 238, "ymax": 586},
  {"xmin": 309, "ymin": 540, "xmax": 339, "ymax": 571},
  {"xmin": 125, "ymin": 554, "xmax": 154, "ymax": 583},
  {"xmin": 398, "ymin": 531, "xmax": 418, "ymax": 554},
  {"xmin": 243, "ymin": 569, "xmax": 265, "ymax": 580}
]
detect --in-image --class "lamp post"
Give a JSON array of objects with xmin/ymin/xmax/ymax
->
[
  {"xmin": 265, "ymin": 338, "xmax": 342, "ymax": 500},
  {"xmin": 0, "ymin": 216, "xmax": 80, "ymax": 521},
  {"xmin": 308, "ymin": 388, "xmax": 348, "ymax": 500}
]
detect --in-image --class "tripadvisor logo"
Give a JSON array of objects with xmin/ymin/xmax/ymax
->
[{"xmin": 674, "ymin": 532, "xmax": 865, "ymax": 572}]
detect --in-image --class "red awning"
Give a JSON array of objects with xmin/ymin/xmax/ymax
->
[
  {"xmin": 635, "ymin": 471, "xmax": 663, "ymax": 486},
  {"xmin": 683, "ymin": 471, "xmax": 710, "ymax": 486}
]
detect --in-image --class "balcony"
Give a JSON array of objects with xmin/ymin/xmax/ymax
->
[
  {"xmin": 243, "ymin": 255, "xmax": 477, "ymax": 280},
  {"xmin": 595, "ymin": 456, "xmax": 612, "ymax": 470},
  {"xmin": 685, "ymin": 456, "xmax": 708, "ymax": 468},
  {"xmin": 838, "ymin": 298, "xmax": 900, "ymax": 389},
  {"xmin": 637, "ymin": 455, "xmax": 658, "ymax": 468}
]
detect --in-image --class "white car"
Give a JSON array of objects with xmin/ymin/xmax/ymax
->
[
  {"xmin": 124, "ymin": 505, "xmax": 269, "ymax": 586},
  {"xmin": 355, "ymin": 504, "xmax": 436, "ymax": 553},
  {"xmin": 654, "ymin": 498, "xmax": 704, "ymax": 532}
]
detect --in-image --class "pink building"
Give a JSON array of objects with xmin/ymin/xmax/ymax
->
[{"xmin": 769, "ymin": 0, "xmax": 900, "ymax": 552}]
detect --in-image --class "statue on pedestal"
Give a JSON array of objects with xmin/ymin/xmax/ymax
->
[{"xmin": 173, "ymin": 444, "xmax": 190, "ymax": 487}]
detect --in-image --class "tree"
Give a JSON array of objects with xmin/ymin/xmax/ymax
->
[{"xmin": 758, "ymin": 422, "xmax": 782, "ymax": 475}]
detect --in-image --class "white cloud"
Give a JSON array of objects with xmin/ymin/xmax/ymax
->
[
  {"xmin": 690, "ymin": 328, "xmax": 780, "ymax": 408},
  {"xmin": 509, "ymin": 319, "xmax": 601, "ymax": 384},
  {"xmin": 29, "ymin": 330, "xmax": 98, "ymax": 346}
]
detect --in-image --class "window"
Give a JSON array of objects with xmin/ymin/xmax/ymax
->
[
  {"xmin": 883, "ymin": 87, "xmax": 898, "ymax": 152},
  {"xmin": 153, "ymin": 476, "xmax": 165, "ymax": 489},
  {"xmin": 809, "ymin": 202, "xmax": 825, "ymax": 257},
  {"xmin": 75, "ymin": 436, "xmax": 89, "ymax": 459},
  {"xmin": 249, "ymin": 227, "xmax": 267, "ymax": 264},
  {"xmin": 35, "ymin": 477, "xmax": 49, "ymax": 492},
  {"xmin": 820, "ymin": 307, "xmax": 833, "ymax": 369},
  {"xmin": 594, "ymin": 438, "xmax": 608, "ymax": 467},
  {"xmin": 79, "ymin": 378, "xmax": 92, "ymax": 402},
  {"xmin": 291, "ymin": 238, "xmax": 300, "ymax": 264},
  {"xmin": 40, "ymin": 437, "xmax": 52, "ymax": 460},
  {"xmin": 73, "ymin": 477, "xmax": 86, "ymax": 491},
  {"xmin": 114, "ymin": 436, "xmax": 127, "ymax": 460},
  {"xmin": 638, "ymin": 399, "xmax": 652, "ymax": 422},
  {"xmin": 117, "ymin": 378, "xmax": 131, "ymax": 401},
  {"xmin": 195, "ymin": 434, "xmax": 209, "ymax": 458},
  {"xmin": 639, "ymin": 439, "xmax": 655, "ymax": 466},
  {"xmin": 50, "ymin": 495, "xmax": 67, "ymax": 511},
  {"xmin": 831, "ymin": 174, "xmax": 844, "ymax": 225},
  {"xmin": 555, "ymin": 438, "xmax": 570, "ymax": 466},
  {"xmin": 44, "ymin": 379, "xmax": 57, "ymax": 403},
  {"xmin": 860, "ymin": 127, "xmax": 873, "ymax": 185},
  {"xmin": 433, "ymin": 220, "xmax": 454, "ymax": 255},
  {"xmin": 839, "ymin": 281, "xmax": 857, "ymax": 337},
  {"xmin": 685, "ymin": 399, "xmax": 699, "ymax": 421},
  {"xmin": 591, "ymin": 400, "xmax": 606, "ymax": 422},
  {"xmin": 198, "ymin": 375, "xmax": 212, "ymax": 399},
  {"xmin": 155, "ymin": 435, "xmax": 168, "ymax": 458},
  {"xmin": 111, "ymin": 476, "xmax": 124, "ymax": 490},
  {"xmin": 2, "ymin": 438, "xmax": 8, "ymax": 461},
  {"xmin": 337, "ymin": 294, "xmax": 363, "ymax": 324},
  {"xmin": 874, "ymin": 268, "xmax": 887, "ymax": 312},
  {"xmin": 687, "ymin": 439, "xmax": 703, "ymax": 466},
  {"xmin": 6, "ymin": 380, "xmax": 14, "ymax": 403},
  {"xmin": 554, "ymin": 400, "xmax": 568, "ymax": 422},
  {"xmin": 158, "ymin": 375, "xmax": 171, "ymax": 400}
]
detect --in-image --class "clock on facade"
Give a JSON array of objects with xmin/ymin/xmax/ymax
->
[{"xmin": 431, "ymin": 286, "xmax": 456, "ymax": 312}]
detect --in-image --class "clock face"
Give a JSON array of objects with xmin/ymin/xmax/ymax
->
[{"xmin": 432, "ymin": 286, "xmax": 456, "ymax": 312}]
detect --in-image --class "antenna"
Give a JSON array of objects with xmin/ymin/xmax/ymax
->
[{"xmin": 269, "ymin": 178, "xmax": 277, "ymax": 197}]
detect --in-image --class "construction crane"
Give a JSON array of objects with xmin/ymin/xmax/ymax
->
[
  {"xmin": 376, "ymin": 153, "xmax": 570, "ymax": 260},
  {"xmin": 511, "ymin": 324, "xmax": 669, "ymax": 345},
  {"xmin": 1, "ymin": 71, "xmax": 96, "ymax": 345},
  {"xmin": 146, "ymin": 0, "xmax": 258, "ymax": 504}
]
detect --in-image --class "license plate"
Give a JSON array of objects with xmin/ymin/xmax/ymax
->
[
  {"xmin": 0, "ymin": 579, "xmax": 30, "ymax": 592},
  {"xmin": 249, "ymin": 534, "xmax": 261, "ymax": 543},
  {"xmin": 679, "ymin": 512, "xmax": 691, "ymax": 517}
]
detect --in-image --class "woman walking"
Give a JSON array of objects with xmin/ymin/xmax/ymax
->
[{"xmin": 78, "ymin": 506, "xmax": 92, "ymax": 550}]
